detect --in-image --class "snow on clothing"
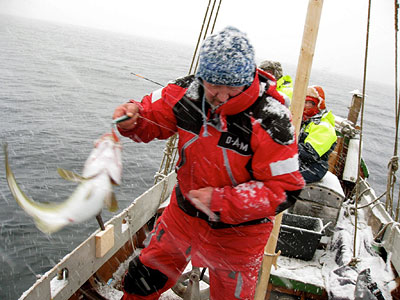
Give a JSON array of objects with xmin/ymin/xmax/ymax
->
[
  {"xmin": 196, "ymin": 26, "xmax": 255, "ymax": 87},
  {"xmin": 299, "ymin": 110, "xmax": 337, "ymax": 183},
  {"xmin": 119, "ymin": 69, "xmax": 304, "ymax": 299}
]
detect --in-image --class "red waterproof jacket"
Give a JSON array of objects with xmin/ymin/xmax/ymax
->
[{"xmin": 118, "ymin": 69, "xmax": 304, "ymax": 227}]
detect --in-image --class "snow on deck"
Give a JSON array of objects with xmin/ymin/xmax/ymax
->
[
  {"xmin": 271, "ymin": 204, "xmax": 397, "ymax": 299},
  {"xmin": 272, "ymin": 249, "xmax": 325, "ymax": 288},
  {"xmin": 92, "ymin": 189, "xmax": 397, "ymax": 300},
  {"xmin": 95, "ymin": 250, "xmax": 208, "ymax": 300}
]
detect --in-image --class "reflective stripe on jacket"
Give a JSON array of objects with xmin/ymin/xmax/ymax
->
[{"xmin": 118, "ymin": 69, "xmax": 304, "ymax": 226}]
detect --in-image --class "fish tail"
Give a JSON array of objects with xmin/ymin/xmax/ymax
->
[
  {"xmin": 34, "ymin": 217, "xmax": 65, "ymax": 235},
  {"xmin": 3, "ymin": 144, "xmax": 40, "ymax": 211}
]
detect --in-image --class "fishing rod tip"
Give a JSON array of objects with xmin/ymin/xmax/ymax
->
[{"xmin": 112, "ymin": 115, "xmax": 131, "ymax": 124}]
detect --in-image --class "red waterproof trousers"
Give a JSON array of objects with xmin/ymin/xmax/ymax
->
[{"xmin": 121, "ymin": 188, "xmax": 273, "ymax": 299}]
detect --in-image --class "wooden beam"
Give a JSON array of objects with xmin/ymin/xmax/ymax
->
[
  {"xmin": 95, "ymin": 224, "xmax": 115, "ymax": 258},
  {"xmin": 255, "ymin": 0, "xmax": 324, "ymax": 298}
]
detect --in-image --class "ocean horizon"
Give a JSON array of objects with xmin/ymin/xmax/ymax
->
[{"xmin": 0, "ymin": 14, "xmax": 397, "ymax": 299}]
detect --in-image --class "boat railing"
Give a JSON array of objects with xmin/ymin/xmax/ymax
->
[
  {"xmin": 329, "ymin": 103, "xmax": 400, "ymax": 280},
  {"xmin": 357, "ymin": 179, "xmax": 400, "ymax": 275},
  {"xmin": 19, "ymin": 172, "xmax": 177, "ymax": 300}
]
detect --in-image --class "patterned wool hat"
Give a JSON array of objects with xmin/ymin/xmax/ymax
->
[
  {"xmin": 196, "ymin": 26, "xmax": 256, "ymax": 86},
  {"xmin": 259, "ymin": 60, "xmax": 283, "ymax": 80},
  {"xmin": 306, "ymin": 85, "xmax": 326, "ymax": 109}
]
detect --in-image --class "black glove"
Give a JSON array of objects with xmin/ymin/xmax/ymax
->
[{"xmin": 275, "ymin": 189, "xmax": 302, "ymax": 214}]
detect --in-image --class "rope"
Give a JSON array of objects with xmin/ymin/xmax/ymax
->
[
  {"xmin": 154, "ymin": 134, "xmax": 177, "ymax": 184},
  {"xmin": 126, "ymin": 212, "xmax": 137, "ymax": 252},
  {"xmin": 397, "ymin": 181, "xmax": 400, "ymax": 220},
  {"xmin": 188, "ymin": 0, "xmax": 212, "ymax": 75},
  {"xmin": 357, "ymin": 190, "xmax": 386, "ymax": 209},
  {"xmin": 373, "ymin": 221, "xmax": 396, "ymax": 242},
  {"xmin": 395, "ymin": 0, "xmax": 400, "ymax": 222},
  {"xmin": 386, "ymin": 156, "xmax": 398, "ymax": 215},
  {"xmin": 394, "ymin": 0, "xmax": 399, "ymax": 156},
  {"xmin": 211, "ymin": 0, "xmax": 223, "ymax": 34},
  {"xmin": 385, "ymin": 1, "xmax": 400, "ymax": 221},
  {"xmin": 353, "ymin": 0, "xmax": 372, "ymax": 259},
  {"xmin": 193, "ymin": 0, "xmax": 222, "ymax": 73},
  {"xmin": 188, "ymin": 0, "xmax": 222, "ymax": 75},
  {"xmin": 154, "ymin": 0, "xmax": 222, "ymax": 185},
  {"xmin": 372, "ymin": 222, "xmax": 400, "ymax": 257}
]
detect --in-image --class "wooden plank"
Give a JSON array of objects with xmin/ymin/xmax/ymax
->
[
  {"xmin": 359, "ymin": 180, "xmax": 400, "ymax": 275},
  {"xmin": 255, "ymin": 1, "xmax": 324, "ymax": 297},
  {"xmin": 268, "ymin": 283, "xmax": 327, "ymax": 300},
  {"xmin": 269, "ymin": 275, "xmax": 325, "ymax": 296},
  {"xmin": 95, "ymin": 237, "xmax": 136, "ymax": 284},
  {"xmin": 328, "ymin": 136, "xmax": 344, "ymax": 175},
  {"xmin": 383, "ymin": 223, "xmax": 400, "ymax": 275},
  {"xmin": 347, "ymin": 94, "xmax": 363, "ymax": 126},
  {"xmin": 19, "ymin": 278, "xmax": 51, "ymax": 300},
  {"xmin": 95, "ymin": 224, "xmax": 115, "ymax": 258}
]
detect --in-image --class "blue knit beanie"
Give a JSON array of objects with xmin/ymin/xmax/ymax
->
[{"xmin": 196, "ymin": 26, "xmax": 255, "ymax": 87}]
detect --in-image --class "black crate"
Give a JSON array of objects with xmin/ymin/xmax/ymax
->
[{"xmin": 276, "ymin": 213, "xmax": 323, "ymax": 261}]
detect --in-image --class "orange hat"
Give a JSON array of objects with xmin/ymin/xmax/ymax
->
[{"xmin": 306, "ymin": 85, "xmax": 326, "ymax": 110}]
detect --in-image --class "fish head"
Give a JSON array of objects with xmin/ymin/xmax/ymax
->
[
  {"xmin": 94, "ymin": 129, "xmax": 120, "ymax": 146},
  {"xmin": 82, "ymin": 131, "xmax": 123, "ymax": 185}
]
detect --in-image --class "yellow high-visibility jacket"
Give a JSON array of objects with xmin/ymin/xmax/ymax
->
[
  {"xmin": 298, "ymin": 110, "xmax": 337, "ymax": 183},
  {"xmin": 277, "ymin": 75, "xmax": 293, "ymax": 99}
]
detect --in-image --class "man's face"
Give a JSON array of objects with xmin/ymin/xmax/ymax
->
[{"xmin": 203, "ymin": 81, "xmax": 245, "ymax": 108}]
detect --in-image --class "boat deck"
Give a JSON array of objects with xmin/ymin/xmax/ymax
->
[{"xmin": 269, "ymin": 202, "xmax": 398, "ymax": 300}]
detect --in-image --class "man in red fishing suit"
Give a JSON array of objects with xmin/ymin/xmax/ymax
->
[{"xmin": 113, "ymin": 26, "xmax": 304, "ymax": 300}]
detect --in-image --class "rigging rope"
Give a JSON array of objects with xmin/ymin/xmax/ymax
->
[
  {"xmin": 394, "ymin": 0, "xmax": 400, "ymax": 221},
  {"xmin": 352, "ymin": 1, "xmax": 400, "ymax": 263},
  {"xmin": 188, "ymin": 0, "xmax": 212, "ymax": 75},
  {"xmin": 394, "ymin": 0, "xmax": 399, "ymax": 155},
  {"xmin": 193, "ymin": 0, "xmax": 222, "ymax": 73},
  {"xmin": 154, "ymin": 0, "xmax": 222, "ymax": 185},
  {"xmin": 386, "ymin": 0, "xmax": 400, "ymax": 221},
  {"xmin": 352, "ymin": 0, "xmax": 372, "ymax": 260}
]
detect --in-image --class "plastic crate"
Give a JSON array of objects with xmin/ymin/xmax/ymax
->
[{"xmin": 276, "ymin": 213, "xmax": 323, "ymax": 261}]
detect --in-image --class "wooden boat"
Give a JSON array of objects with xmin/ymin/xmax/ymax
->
[{"xmin": 16, "ymin": 1, "xmax": 400, "ymax": 299}]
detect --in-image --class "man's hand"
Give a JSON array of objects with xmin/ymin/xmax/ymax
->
[
  {"xmin": 188, "ymin": 187, "xmax": 219, "ymax": 221},
  {"xmin": 112, "ymin": 102, "xmax": 140, "ymax": 130}
]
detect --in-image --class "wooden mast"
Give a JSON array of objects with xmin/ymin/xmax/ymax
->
[{"xmin": 254, "ymin": 0, "xmax": 324, "ymax": 298}]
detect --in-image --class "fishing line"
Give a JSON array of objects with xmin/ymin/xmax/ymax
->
[
  {"xmin": 113, "ymin": 73, "xmax": 289, "ymax": 141},
  {"xmin": 123, "ymin": 68, "xmax": 286, "ymax": 184},
  {"xmin": 129, "ymin": 69, "xmax": 261, "ymax": 115},
  {"xmin": 112, "ymin": 115, "xmax": 176, "ymax": 133},
  {"xmin": 131, "ymin": 72, "xmax": 164, "ymax": 87}
]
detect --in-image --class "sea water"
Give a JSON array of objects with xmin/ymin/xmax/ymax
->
[{"xmin": 0, "ymin": 14, "xmax": 396, "ymax": 299}]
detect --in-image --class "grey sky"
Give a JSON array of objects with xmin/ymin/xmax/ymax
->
[{"xmin": 0, "ymin": 0, "xmax": 395, "ymax": 85}]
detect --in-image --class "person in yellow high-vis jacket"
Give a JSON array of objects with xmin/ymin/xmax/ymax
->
[
  {"xmin": 259, "ymin": 60, "xmax": 293, "ymax": 108},
  {"xmin": 299, "ymin": 85, "xmax": 337, "ymax": 183},
  {"xmin": 276, "ymin": 75, "xmax": 293, "ymax": 101}
]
